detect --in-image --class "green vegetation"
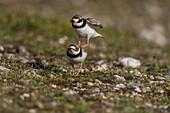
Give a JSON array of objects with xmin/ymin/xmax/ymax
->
[{"xmin": 0, "ymin": 1, "xmax": 170, "ymax": 113}]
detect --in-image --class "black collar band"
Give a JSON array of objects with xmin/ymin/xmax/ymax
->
[{"xmin": 72, "ymin": 19, "xmax": 86, "ymax": 29}]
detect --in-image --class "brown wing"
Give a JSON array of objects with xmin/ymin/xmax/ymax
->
[{"xmin": 86, "ymin": 18, "xmax": 103, "ymax": 28}]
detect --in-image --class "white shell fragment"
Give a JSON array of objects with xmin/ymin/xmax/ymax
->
[{"xmin": 118, "ymin": 57, "xmax": 141, "ymax": 68}]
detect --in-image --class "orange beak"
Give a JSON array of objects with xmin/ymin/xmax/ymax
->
[{"xmin": 73, "ymin": 22, "xmax": 77, "ymax": 26}]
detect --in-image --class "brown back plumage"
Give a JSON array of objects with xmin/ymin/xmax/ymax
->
[{"xmin": 86, "ymin": 18, "xmax": 103, "ymax": 28}]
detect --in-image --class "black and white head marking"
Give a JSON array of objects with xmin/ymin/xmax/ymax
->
[
  {"xmin": 70, "ymin": 14, "xmax": 86, "ymax": 28},
  {"xmin": 67, "ymin": 44, "xmax": 82, "ymax": 58}
]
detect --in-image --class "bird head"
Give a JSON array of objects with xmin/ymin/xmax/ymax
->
[
  {"xmin": 70, "ymin": 14, "xmax": 84, "ymax": 27},
  {"xmin": 68, "ymin": 44, "xmax": 81, "ymax": 55}
]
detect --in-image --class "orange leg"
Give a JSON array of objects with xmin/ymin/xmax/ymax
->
[
  {"xmin": 71, "ymin": 64, "xmax": 75, "ymax": 76},
  {"xmin": 74, "ymin": 63, "xmax": 83, "ymax": 77},
  {"xmin": 81, "ymin": 43, "xmax": 89, "ymax": 48},
  {"xmin": 81, "ymin": 38, "xmax": 89, "ymax": 48},
  {"xmin": 76, "ymin": 41, "xmax": 81, "ymax": 46}
]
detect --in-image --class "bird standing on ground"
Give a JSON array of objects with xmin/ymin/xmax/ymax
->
[
  {"xmin": 70, "ymin": 14, "xmax": 103, "ymax": 48},
  {"xmin": 66, "ymin": 44, "xmax": 87, "ymax": 76}
]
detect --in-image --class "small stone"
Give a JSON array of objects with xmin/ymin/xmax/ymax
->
[
  {"xmin": 63, "ymin": 90, "xmax": 77, "ymax": 96},
  {"xmin": 58, "ymin": 36, "xmax": 68, "ymax": 45},
  {"xmin": 114, "ymin": 75, "xmax": 126, "ymax": 81},
  {"xmin": 29, "ymin": 109, "xmax": 37, "ymax": 113},
  {"xmin": 95, "ymin": 64, "xmax": 108, "ymax": 71},
  {"xmin": 129, "ymin": 70, "xmax": 142, "ymax": 76},
  {"xmin": 16, "ymin": 46, "xmax": 29, "ymax": 55},
  {"xmin": 117, "ymin": 57, "xmax": 141, "ymax": 68},
  {"xmin": 145, "ymin": 102, "xmax": 153, "ymax": 107},
  {"xmin": 94, "ymin": 79, "xmax": 103, "ymax": 85},
  {"xmin": 134, "ymin": 87, "xmax": 142, "ymax": 93},
  {"xmin": 142, "ymin": 87, "xmax": 151, "ymax": 93},
  {"xmin": 149, "ymin": 75, "xmax": 155, "ymax": 80},
  {"xmin": 20, "ymin": 58, "xmax": 29, "ymax": 64},
  {"xmin": 20, "ymin": 93, "xmax": 30, "ymax": 100},
  {"xmin": 51, "ymin": 84, "xmax": 57, "ymax": 88},
  {"xmin": 130, "ymin": 91, "xmax": 141, "ymax": 98},
  {"xmin": 58, "ymin": 67, "xmax": 67, "ymax": 73},
  {"xmin": 155, "ymin": 76, "xmax": 165, "ymax": 80},
  {"xmin": 87, "ymin": 82, "xmax": 94, "ymax": 87},
  {"xmin": 23, "ymin": 93, "xmax": 30, "ymax": 98},
  {"xmin": 49, "ymin": 101, "xmax": 59, "ymax": 108},
  {"xmin": 96, "ymin": 60, "xmax": 105, "ymax": 65},
  {"xmin": 99, "ymin": 93, "xmax": 107, "ymax": 99},
  {"xmin": 115, "ymin": 83, "xmax": 126, "ymax": 89},
  {"xmin": 36, "ymin": 101, "xmax": 44, "ymax": 109},
  {"xmin": 127, "ymin": 81, "xmax": 140, "ymax": 87},
  {"xmin": 3, "ymin": 44, "xmax": 14, "ymax": 49},
  {"xmin": 0, "ymin": 45, "xmax": 4, "ymax": 52},
  {"xmin": 156, "ymin": 88, "xmax": 164, "ymax": 94},
  {"xmin": 158, "ymin": 105, "xmax": 169, "ymax": 109},
  {"xmin": 0, "ymin": 66, "xmax": 10, "ymax": 72},
  {"xmin": 101, "ymin": 100, "xmax": 115, "ymax": 107},
  {"xmin": 92, "ymin": 88, "xmax": 100, "ymax": 93}
]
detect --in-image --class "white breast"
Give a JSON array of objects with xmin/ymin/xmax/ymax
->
[
  {"xmin": 75, "ymin": 24, "xmax": 101, "ymax": 38},
  {"xmin": 66, "ymin": 50, "xmax": 87, "ymax": 64}
]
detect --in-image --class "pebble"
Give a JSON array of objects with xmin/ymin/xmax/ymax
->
[
  {"xmin": 96, "ymin": 60, "xmax": 105, "ymax": 65},
  {"xmin": 94, "ymin": 79, "xmax": 103, "ymax": 85},
  {"xmin": 95, "ymin": 64, "xmax": 108, "ymax": 71},
  {"xmin": 130, "ymin": 91, "xmax": 141, "ymax": 98},
  {"xmin": 29, "ymin": 109, "xmax": 37, "ymax": 113},
  {"xmin": 101, "ymin": 100, "xmax": 115, "ymax": 107},
  {"xmin": 63, "ymin": 90, "xmax": 77, "ymax": 96},
  {"xmin": 127, "ymin": 81, "xmax": 140, "ymax": 87},
  {"xmin": 36, "ymin": 101, "xmax": 44, "ymax": 109},
  {"xmin": 51, "ymin": 84, "xmax": 57, "ymax": 88},
  {"xmin": 142, "ymin": 87, "xmax": 151, "ymax": 93},
  {"xmin": 20, "ymin": 93, "xmax": 30, "ymax": 100},
  {"xmin": 155, "ymin": 76, "xmax": 165, "ymax": 80},
  {"xmin": 114, "ymin": 75, "xmax": 126, "ymax": 81},
  {"xmin": 3, "ymin": 44, "xmax": 14, "ymax": 49},
  {"xmin": 87, "ymin": 82, "xmax": 94, "ymax": 87},
  {"xmin": 117, "ymin": 57, "xmax": 141, "ymax": 68},
  {"xmin": 99, "ymin": 93, "xmax": 107, "ymax": 99},
  {"xmin": 58, "ymin": 36, "xmax": 68, "ymax": 45},
  {"xmin": 58, "ymin": 67, "xmax": 67, "ymax": 73},
  {"xmin": 0, "ymin": 66, "xmax": 10, "ymax": 72},
  {"xmin": 0, "ymin": 45, "xmax": 4, "ymax": 52},
  {"xmin": 134, "ymin": 86, "xmax": 142, "ymax": 93},
  {"xmin": 16, "ymin": 46, "xmax": 29, "ymax": 55},
  {"xmin": 156, "ymin": 88, "xmax": 164, "ymax": 94},
  {"xmin": 129, "ymin": 70, "xmax": 142, "ymax": 76},
  {"xmin": 115, "ymin": 83, "xmax": 126, "ymax": 89},
  {"xmin": 49, "ymin": 101, "xmax": 60, "ymax": 108},
  {"xmin": 92, "ymin": 88, "xmax": 100, "ymax": 93}
]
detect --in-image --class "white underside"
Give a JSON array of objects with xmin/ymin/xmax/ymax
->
[{"xmin": 75, "ymin": 24, "xmax": 102, "ymax": 39}]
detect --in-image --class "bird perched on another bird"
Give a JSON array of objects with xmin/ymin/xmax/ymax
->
[
  {"xmin": 70, "ymin": 14, "xmax": 103, "ymax": 48},
  {"xmin": 66, "ymin": 44, "xmax": 87, "ymax": 76}
]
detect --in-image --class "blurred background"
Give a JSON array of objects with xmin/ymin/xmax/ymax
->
[{"xmin": 0, "ymin": 0, "xmax": 169, "ymax": 64}]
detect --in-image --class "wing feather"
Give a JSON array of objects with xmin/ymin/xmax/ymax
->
[{"xmin": 85, "ymin": 18, "xmax": 103, "ymax": 28}]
